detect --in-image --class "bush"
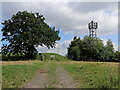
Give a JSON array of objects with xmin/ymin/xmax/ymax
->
[{"xmin": 36, "ymin": 53, "xmax": 40, "ymax": 60}]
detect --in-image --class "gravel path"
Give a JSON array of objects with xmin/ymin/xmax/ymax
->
[
  {"xmin": 20, "ymin": 64, "xmax": 76, "ymax": 88},
  {"xmin": 55, "ymin": 65, "xmax": 76, "ymax": 88},
  {"xmin": 20, "ymin": 70, "xmax": 48, "ymax": 88}
]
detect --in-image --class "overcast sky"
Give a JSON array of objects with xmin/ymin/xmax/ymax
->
[{"xmin": 1, "ymin": 1, "xmax": 119, "ymax": 55}]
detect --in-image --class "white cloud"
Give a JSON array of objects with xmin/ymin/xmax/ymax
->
[
  {"xmin": 113, "ymin": 43, "xmax": 118, "ymax": 51},
  {"xmin": 2, "ymin": 2, "xmax": 118, "ymax": 36},
  {"xmin": 1, "ymin": 0, "xmax": 119, "ymax": 2},
  {"xmin": 36, "ymin": 40, "xmax": 71, "ymax": 56},
  {"xmin": 101, "ymin": 38, "xmax": 118, "ymax": 51}
]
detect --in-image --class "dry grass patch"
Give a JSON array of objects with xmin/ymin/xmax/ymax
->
[
  {"xmin": 2, "ymin": 60, "xmax": 42, "ymax": 65},
  {"xmin": 55, "ymin": 61, "xmax": 119, "ymax": 65}
]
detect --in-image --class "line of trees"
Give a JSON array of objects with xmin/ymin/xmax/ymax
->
[{"xmin": 67, "ymin": 36, "xmax": 120, "ymax": 62}]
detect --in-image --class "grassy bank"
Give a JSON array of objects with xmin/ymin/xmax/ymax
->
[
  {"xmin": 62, "ymin": 62, "xmax": 118, "ymax": 88},
  {"xmin": 43, "ymin": 53, "xmax": 67, "ymax": 61}
]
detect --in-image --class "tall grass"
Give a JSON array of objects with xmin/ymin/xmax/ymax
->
[
  {"xmin": 62, "ymin": 62, "xmax": 118, "ymax": 88},
  {"xmin": 2, "ymin": 62, "xmax": 44, "ymax": 88}
]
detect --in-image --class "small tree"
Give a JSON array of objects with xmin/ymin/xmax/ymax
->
[
  {"xmin": 67, "ymin": 36, "xmax": 82, "ymax": 60},
  {"xmin": 114, "ymin": 51, "xmax": 120, "ymax": 61},
  {"xmin": 2, "ymin": 11, "xmax": 60, "ymax": 59},
  {"xmin": 105, "ymin": 39, "xmax": 114, "ymax": 61}
]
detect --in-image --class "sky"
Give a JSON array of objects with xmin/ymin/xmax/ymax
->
[{"xmin": 0, "ymin": 1, "xmax": 119, "ymax": 56}]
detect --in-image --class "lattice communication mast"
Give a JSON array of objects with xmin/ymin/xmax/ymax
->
[{"xmin": 88, "ymin": 21, "xmax": 98, "ymax": 37}]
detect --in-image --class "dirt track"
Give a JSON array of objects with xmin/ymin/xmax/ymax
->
[
  {"xmin": 55, "ymin": 65, "xmax": 76, "ymax": 88},
  {"xmin": 20, "ymin": 70, "xmax": 48, "ymax": 88},
  {"xmin": 20, "ymin": 64, "xmax": 76, "ymax": 88}
]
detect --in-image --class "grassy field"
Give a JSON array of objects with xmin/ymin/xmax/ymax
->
[
  {"xmin": 2, "ymin": 60, "xmax": 119, "ymax": 88},
  {"xmin": 2, "ymin": 61, "xmax": 44, "ymax": 88},
  {"xmin": 62, "ymin": 62, "xmax": 118, "ymax": 88}
]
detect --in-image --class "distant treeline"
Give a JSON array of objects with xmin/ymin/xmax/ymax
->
[{"xmin": 67, "ymin": 36, "xmax": 120, "ymax": 62}]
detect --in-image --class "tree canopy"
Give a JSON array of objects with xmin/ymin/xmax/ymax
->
[
  {"xmin": 67, "ymin": 36, "xmax": 119, "ymax": 62},
  {"xmin": 2, "ymin": 11, "xmax": 61, "ymax": 59}
]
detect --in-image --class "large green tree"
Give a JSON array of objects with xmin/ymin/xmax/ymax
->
[
  {"xmin": 67, "ymin": 36, "xmax": 82, "ymax": 60},
  {"xmin": 2, "ymin": 11, "xmax": 60, "ymax": 59},
  {"xmin": 82, "ymin": 36, "xmax": 105, "ymax": 61}
]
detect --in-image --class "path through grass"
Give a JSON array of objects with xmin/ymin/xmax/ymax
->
[{"xmin": 2, "ymin": 61, "xmax": 119, "ymax": 88}]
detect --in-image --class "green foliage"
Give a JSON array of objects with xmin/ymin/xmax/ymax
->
[
  {"xmin": 36, "ymin": 53, "xmax": 40, "ymax": 60},
  {"xmin": 70, "ymin": 46, "xmax": 80, "ymax": 60},
  {"xmin": 67, "ymin": 36, "xmax": 118, "ymax": 61},
  {"xmin": 2, "ymin": 11, "xmax": 60, "ymax": 59},
  {"xmin": 2, "ymin": 52, "xmax": 26, "ymax": 61},
  {"xmin": 2, "ymin": 52, "xmax": 67, "ymax": 61},
  {"xmin": 67, "ymin": 36, "xmax": 82, "ymax": 60},
  {"xmin": 114, "ymin": 51, "xmax": 120, "ymax": 61},
  {"xmin": 104, "ymin": 39, "xmax": 114, "ymax": 61}
]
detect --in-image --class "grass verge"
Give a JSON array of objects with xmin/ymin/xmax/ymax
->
[
  {"xmin": 2, "ymin": 62, "xmax": 44, "ymax": 88},
  {"xmin": 62, "ymin": 62, "xmax": 118, "ymax": 88},
  {"xmin": 45, "ymin": 62, "xmax": 57, "ymax": 88}
]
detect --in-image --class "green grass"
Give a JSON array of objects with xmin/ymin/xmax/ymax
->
[
  {"xmin": 2, "ymin": 61, "xmax": 119, "ymax": 88},
  {"xmin": 44, "ymin": 62, "xmax": 57, "ymax": 88},
  {"xmin": 2, "ymin": 61, "xmax": 57, "ymax": 88},
  {"xmin": 62, "ymin": 62, "xmax": 118, "ymax": 88},
  {"xmin": 2, "ymin": 62, "xmax": 44, "ymax": 88},
  {"xmin": 43, "ymin": 53, "xmax": 67, "ymax": 61}
]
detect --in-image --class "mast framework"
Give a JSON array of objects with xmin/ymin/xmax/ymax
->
[{"xmin": 88, "ymin": 21, "xmax": 98, "ymax": 37}]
